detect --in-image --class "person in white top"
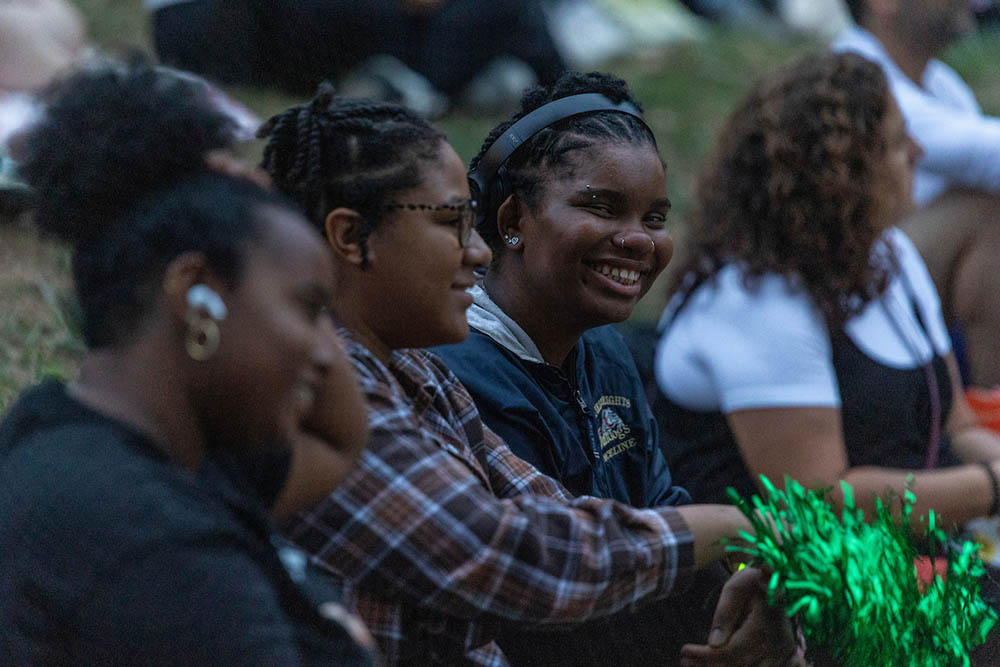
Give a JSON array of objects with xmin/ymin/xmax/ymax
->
[
  {"xmin": 0, "ymin": 0, "xmax": 85, "ymax": 149},
  {"xmin": 834, "ymin": 0, "xmax": 1000, "ymax": 387},
  {"xmin": 655, "ymin": 52, "xmax": 1000, "ymax": 533}
]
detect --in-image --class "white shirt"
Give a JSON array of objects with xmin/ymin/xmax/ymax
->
[
  {"xmin": 655, "ymin": 228, "xmax": 951, "ymax": 413},
  {"xmin": 834, "ymin": 26, "xmax": 1000, "ymax": 204}
]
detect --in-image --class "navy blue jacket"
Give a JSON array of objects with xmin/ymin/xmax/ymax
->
[
  {"xmin": 435, "ymin": 317, "xmax": 688, "ymax": 509},
  {"xmin": 433, "ymin": 288, "xmax": 705, "ymax": 666}
]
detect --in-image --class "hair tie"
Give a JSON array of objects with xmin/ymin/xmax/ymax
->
[{"xmin": 980, "ymin": 462, "xmax": 1000, "ymax": 516}]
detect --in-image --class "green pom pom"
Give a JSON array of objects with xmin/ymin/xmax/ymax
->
[{"xmin": 725, "ymin": 476, "xmax": 997, "ymax": 666}]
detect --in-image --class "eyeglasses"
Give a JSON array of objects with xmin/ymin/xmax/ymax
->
[{"xmin": 382, "ymin": 199, "xmax": 477, "ymax": 248}]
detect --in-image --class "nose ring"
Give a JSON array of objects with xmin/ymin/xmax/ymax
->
[{"xmin": 617, "ymin": 236, "xmax": 656, "ymax": 252}]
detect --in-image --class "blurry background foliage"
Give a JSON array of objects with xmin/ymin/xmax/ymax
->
[{"xmin": 2, "ymin": 0, "xmax": 998, "ymax": 412}]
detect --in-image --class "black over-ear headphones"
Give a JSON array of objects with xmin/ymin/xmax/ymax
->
[{"xmin": 467, "ymin": 92, "xmax": 648, "ymax": 230}]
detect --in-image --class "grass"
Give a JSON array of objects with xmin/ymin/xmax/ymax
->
[{"xmin": 2, "ymin": 2, "xmax": 999, "ymax": 412}]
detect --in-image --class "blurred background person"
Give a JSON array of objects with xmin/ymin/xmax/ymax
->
[
  {"xmin": 0, "ymin": 0, "xmax": 85, "ymax": 137},
  {"xmin": 835, "ymin": 0, "xmax": 1000, "ymax": 389},
  {"xmin": 0, "ymin": 0, "xmax": 86, "ymax": 184},
  {"xmin": 147, "ymin": 0, "xmax": 567, "ymax": 115}
]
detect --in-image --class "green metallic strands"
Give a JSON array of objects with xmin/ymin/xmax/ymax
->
[{"xmin": 725, "ymin": 476, "xmax": 996, "ymax": 666}]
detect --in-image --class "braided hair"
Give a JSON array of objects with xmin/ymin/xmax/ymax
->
[
  {"xmin": 470, "ymin": 71, "xmax": 659, "ymax": 254},
  {"xmin": 258, "ymin": 85, "xmax": 446, "ymax": 267},
  {"xmin": 19, "ymin": 60, "xmax": 289, "ymax": 349}
]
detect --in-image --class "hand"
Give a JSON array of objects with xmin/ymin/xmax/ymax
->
[
  {"xmin": 298, "ymin": 316, "xmax": 368, "ymax": 457},
  {"xmin": 680, "ymin": 567, "xmax": 800, "ymax": 667},
  {"xmin": 204, "ymin": 149, "xmax": 271, "ymax": 189},
  {"xmin": 271, "ymin": 318, "xmax": 369, "ymax": 517}
]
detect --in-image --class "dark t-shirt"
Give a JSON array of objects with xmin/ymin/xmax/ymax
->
[{"xmin": 0, "ymin": 380, "xmax": 374, "ymax": 666}]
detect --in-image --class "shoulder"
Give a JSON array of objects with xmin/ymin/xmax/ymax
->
[
  {"xmin": 434, "ymin": 329, "xmax": 534, "ymax": 394},
  {"xmin": 666, "ymin": 266, "xmax": 823, "ymax": 341},
  {"xmin": 657, "ymin": 267, "xmax": 836, "ymax": 411},
  {"xmin": 0, "ymin": 420, "xmax": 257, "ymax": 629},
  {"xmin": 581, "ymin": 326, "xmax": 640, "ymax": 378},
  {"xmin": 434, "ymin": 328, "xmax": 515, "ymax": 370},
  {"xmin": 1, "ymin": 424, "xmax": 238, "ymax": 549},
  {"xmin": 884, "ymin": 228, "xmax": 939, "ymax": 304},
  {"xmin": 924, "ymin": 59, "xmax": 980, "ymax": 109},
  {"xmin": 0, "ymin": 384, "xmax": 234, "ymax": 543}
]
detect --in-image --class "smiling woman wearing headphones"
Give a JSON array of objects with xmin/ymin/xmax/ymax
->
[
  {"xmin": 438, "ymin": 72, "xmax": 681, "ymax": 510},
  {"xmin": 434, "ymin": 71, "xmax": 791, "ymax": 666}
]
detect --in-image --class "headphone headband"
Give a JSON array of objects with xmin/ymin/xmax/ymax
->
[{"xmin": 468, "ymin": 93, "xmax": 648, "ymax": 229}]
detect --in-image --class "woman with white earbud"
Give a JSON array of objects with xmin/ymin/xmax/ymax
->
[{"xmin": 0, "ymin": 62, "xmax": 373, "ymax": 665}]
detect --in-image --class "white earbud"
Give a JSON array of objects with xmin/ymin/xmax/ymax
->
[{"xmin": 186, "ymin": 284, "xmax": 228, "ymax": 320}]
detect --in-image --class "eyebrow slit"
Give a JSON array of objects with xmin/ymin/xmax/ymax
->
[{"xmin": 577, "ymin": 188, "xmax": 626, "ymax": 205}]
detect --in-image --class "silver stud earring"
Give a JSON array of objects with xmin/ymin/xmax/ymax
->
[{"xmin": 507, "ymin": 236, "xmax": 520, "ymax": 246}]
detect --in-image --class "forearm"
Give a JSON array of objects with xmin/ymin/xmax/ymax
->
[
  {"xmin": 674, "ymin": 504, "xmax": 751, "ymax": 568},
  {"xmin": 271, "ymin": 436, "xmax": 359, "ymax": 518},
  {"xmin": 840, "ymin": 463, "xmax": 998, "ymax": 528},
  {"xmin": 293, "ymin": 435, "xmax": 698, "ymax": 625},
  {"xmin": 950, "ymin": 423, "xmax": 1000, "ymax": 464}
]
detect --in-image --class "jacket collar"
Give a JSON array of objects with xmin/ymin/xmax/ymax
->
[{"xmin": 466, "ymin": 284, "xmax": 548, "ymax": 365}]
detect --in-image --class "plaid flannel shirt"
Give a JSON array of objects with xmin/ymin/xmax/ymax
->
[{"xmin": 285, "ymin": 330, "xmax": 695, "ymax": 665}]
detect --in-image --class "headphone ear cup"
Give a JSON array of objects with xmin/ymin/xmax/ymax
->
[
  {"xmin": 491, "ymin": 164, "xmax": 510, "ymax": 215},
  {"xmin": 468, "ymin": 176, "xmax": 487, "ymax": 228},
  {"xmin": 483, "ymin": 167, "xmax": 509, "ymax": 241}
]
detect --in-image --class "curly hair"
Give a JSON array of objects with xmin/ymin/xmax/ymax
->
[
  {"xmin": 470, "ymin": 71, "xmax": 659, "ymax": 255},
  {"xmin": 672, "ymin": 52, "xmax": 898, "ymax": 328},
  {"xmin": 21, "ymin": 59, "xmax": 238, "ymax": 245},
  {"xmin": 19, "ymin": 59, "xmax": 287, "ymax": 348},
  {"xmin": 258, "ymin": 85, "xmax": 446, "ymax": 267}
]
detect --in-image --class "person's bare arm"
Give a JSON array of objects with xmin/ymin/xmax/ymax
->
[
  {"xmin": 727, "ymin": 404, "xmax": 998, "ymax": 528},
  {"xmin": 674, "ymin": 504, "xmax": 751, "ymax": 568},
  {"xmin": 944, "ymin": 353, "xmax": 1000, "ymax": 463}
]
